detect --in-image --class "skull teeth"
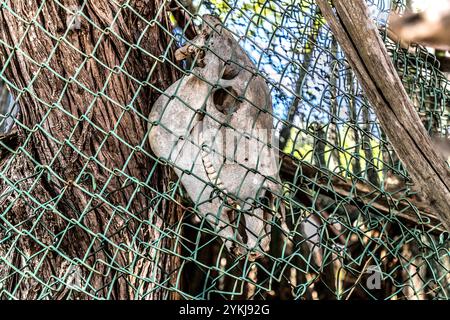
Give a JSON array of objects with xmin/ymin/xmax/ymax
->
[
  {"xmin": 203, "ymin": 160, "xmax": 213, "ymax": 168},
  {"xmin": 209, "ymin": 172, "xmax": 218, "ymax": 180},
  {"xmin": 204, "ymin": 164, "xmax": 214, "ymax": 174},
  {"xmin": 200, "ymin": 131, "xmax": 231, "ymax": 200}
]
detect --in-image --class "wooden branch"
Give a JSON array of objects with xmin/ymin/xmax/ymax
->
[
  {"xmin": 316, "ymin": 0, "xmax": 450, "ymax": 231},
  {"xmin": 280, "ymin": 155, "xmax": 445, "ymax": 234}
]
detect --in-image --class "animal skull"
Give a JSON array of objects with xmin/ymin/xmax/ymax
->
[{"xmin": 149, "ymin": 15, "xmax": 288, "ymax": 259}]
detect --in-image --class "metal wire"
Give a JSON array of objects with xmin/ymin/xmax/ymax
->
[{"xmin": 0, "ymin": 0, "xmax": 448, "ymax": 300}]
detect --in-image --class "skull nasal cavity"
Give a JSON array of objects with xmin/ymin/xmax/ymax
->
[
  {"xmin": 213, "ymin": 87, "xmax": 239, "ymax": 115},
  {"xmin": 222, "ymin": 64, "xmax": 240, "ymax": 80}
]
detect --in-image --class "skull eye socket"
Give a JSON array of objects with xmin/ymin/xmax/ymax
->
[{"xmin": 213, "ymin": 87, "xmax": 239, "ymax": 115}]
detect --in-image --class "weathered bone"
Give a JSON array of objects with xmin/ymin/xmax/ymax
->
[{"xmin": 149, "ymin": 15, "xmax": 288, "ymax": 259}]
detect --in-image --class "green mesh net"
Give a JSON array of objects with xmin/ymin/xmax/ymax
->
[{"xmin": 0, "ymin": 0, "xmax": 448, "ymax": 300}]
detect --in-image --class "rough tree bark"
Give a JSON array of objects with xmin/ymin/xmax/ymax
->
[{"xmin": 0, "ymin": 1, "xmax": 185, "ymax": 299}]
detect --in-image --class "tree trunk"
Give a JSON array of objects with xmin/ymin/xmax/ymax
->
[{"xmin": 0, "ymin": 0, "xmax": 184, "ymax": 299}]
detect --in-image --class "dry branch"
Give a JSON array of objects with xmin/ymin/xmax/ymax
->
[
  {"xmin": 316, "ymin": 0, "xmax": 450, "ymax": 231},
  {"xmin": 280, "ymin": 155, "xmax": 444, "ymax": 234}
]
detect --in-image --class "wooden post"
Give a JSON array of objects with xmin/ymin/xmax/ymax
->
[{"xmin": 316, "ymin": 0, "xmax": 450, "ymax": 231}]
